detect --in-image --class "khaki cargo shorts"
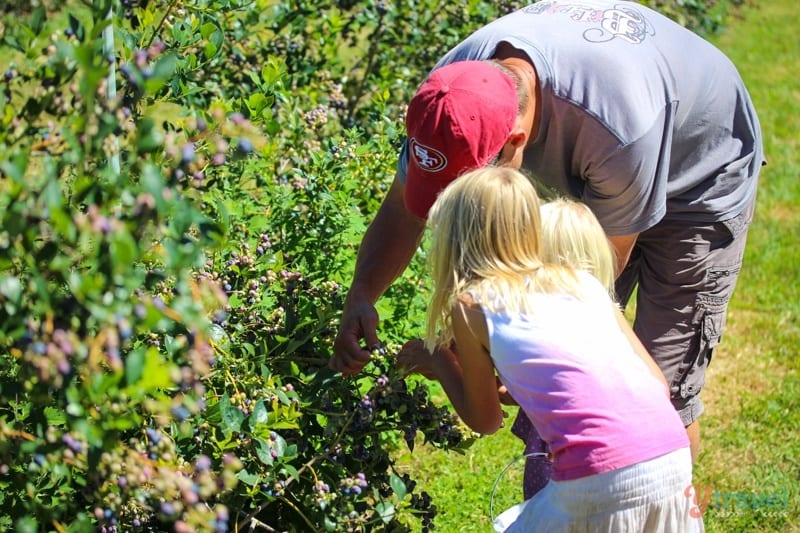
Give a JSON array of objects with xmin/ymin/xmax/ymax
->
[{"xmin": 615, "ymin": 200, "xmax": 756, "ymax": 426}]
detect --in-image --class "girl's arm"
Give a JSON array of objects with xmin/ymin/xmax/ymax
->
[
  {"xmin": 397, "ymin": 342, "xmax": 516, "ymax": 406},
  {"xmin": 612, "ymin": 304, "xmax": 669, "ymax": 391},
  {"xmin": 396, "ymin": 299, "xmax": 504, "ymax": 434},
  {"xmin": 396, "ymin": 339, "xmax": 451, "ymax": 381},
  {"xmin": 444, "ymin": 299, "xmax": 505, "ymax": 435}
]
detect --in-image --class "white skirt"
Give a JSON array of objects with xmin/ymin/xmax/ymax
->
[{"xmin": 496, "ymin": 448, "xmax": 704, "ymax": 533}]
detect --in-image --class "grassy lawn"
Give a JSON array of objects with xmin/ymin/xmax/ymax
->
[{"xmin": 396, "ymin": 1, "xmax": 800, "ymax": 531}]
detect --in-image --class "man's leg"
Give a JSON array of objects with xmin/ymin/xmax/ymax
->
[
  {"xmin": 615, "ymin": 202, "xmax": 754, "ymax": 462},
  {"xmin": 686, "ymin": 419, "xmax": 700, "ymax": 464}
]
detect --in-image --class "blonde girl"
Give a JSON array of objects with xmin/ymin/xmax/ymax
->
[
  {"xmin": 511, "ymin": 196, "xmax": 618, "ymax": 498},
  {"xmin": 398, "ymin": 167, "xmax": 702, "ymax": 532},
  {"xmin": 541, "ymin": 198, "xmax": 616, "ymax": 293}
]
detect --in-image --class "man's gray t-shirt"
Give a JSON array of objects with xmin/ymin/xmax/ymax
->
[{"xmin": 397, "ymin": 0, "xmax": 763, "ymax": 235}]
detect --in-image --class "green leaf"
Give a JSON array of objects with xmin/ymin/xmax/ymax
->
[
  {"xmin": 254, "ymin": 439, "xmax": 274, "ymax": 466},
  {"xmin": 44, "ymin": 407, "xmax": 67, "ymax": 427},
  {"xmin": 209, "ymin": 323, "xmax": 230, "ymax": 351},
  {"xmin": 197, "ymin": 219, "xmax": 226, "ymax": 245},
  {"xmin": 15, "ymin": 516, "xmax": 38, "ymax": 533},
  {"xmin": 375, "ymin": 501, "xmax": 396, "ymax": 524},
  {"xmin": 0, "ymin": 276, "xmax": 22, "ymax": 314},
  {"xmin": 199, "ymin": 22, "xmax": 217, "ymax": 39},
  {"xmin": 236, "ymin": 469, "xmax": 259, "ymax": 486},
  {"xmin": 125, "ymin": 348, "xmax": 145, "ymax": 386},
  {"xmin": 41, "ymin": 175, "xmax": 62, "ymax": 208},
  {"xmin": 276, "ymin": 389, "xmax": 291, "ymax": 404},
  {"xmin": 136, "ymin": 119, "xmax": 164, "ymax": 154},
  {"xmin": 280, "ymin": 464, "xmax": 299, "ymax": 482},
  {"xmin": 126, "ymin": 348, "xmax": 173, "ymax": 392},
  {"xmin": 0, "ymin": 150, "xmax": 27, "ymax": 183},
  {"xmin": 144, "ymin": 54, "xmax": 178, "ymax": 94},
  {"xmin": 247, "ymin": 93, "xmax": 266, "ymax": 114},
  {"xmin": 265, "ymin": 420, "xmax": 299, "ymax": 430},
  {"xmin": 270, "ymin": 433, "xmax": 287, "ymax": 458},
  {"xmin": 219, "ymin": 394, "xmax": 245, "ymax": 435},
  {"xmin": 261, "ymin": 58, "xmax": 285, "ymax": 88},
  {"xmin": 68, "ymin": 13, "xmax": 86, "ymax": 42},
  {"xmin": 2, "ymin": 34, "xmax": 25, "ymax": 53},
  {"xmin": 390, "ymin": 474, "xmax": 407, "ymax": 500},
  {"xmin": 110, "ymin": 227, "xmax": 139, "ymax": 275},
  {"xmin": 265, "ymin": 119, "xmax": 280, "ymax": 136},
  {"xmin": 66, "ymin": 402, "xmax": 84, "ymax": 417},
  {"xmin": 203, "ymin": 42, "xmax": 218, "ymax": 60},
  {"xmin": 29, "ymin": 6, "xmax": 47, "ymax": 35},
  {"xmin": 249, "ymin": 399, "xmax": 268, "ymax": 427}
]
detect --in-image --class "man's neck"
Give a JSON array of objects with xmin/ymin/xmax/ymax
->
[{"xmin": 494, "ymin": 50, "xmax": 541, "ymax": 145}]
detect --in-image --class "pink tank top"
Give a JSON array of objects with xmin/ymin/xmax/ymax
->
[{"xmin": 481, "ymin": 272, "xmax": 689, "ymax": 481}]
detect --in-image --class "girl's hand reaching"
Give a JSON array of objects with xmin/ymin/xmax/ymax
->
[{"xmin": 396, "ymin": 339, "xmax": 438, "ymax": 380}]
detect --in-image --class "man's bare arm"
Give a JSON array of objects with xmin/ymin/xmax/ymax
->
[
  {"xmin": 330, "ymin": 176, "xmax": 426, "ymax": 375},
  {"xmin": 608, "ymin": 233, "xmax": 639, "ymax": 278}
]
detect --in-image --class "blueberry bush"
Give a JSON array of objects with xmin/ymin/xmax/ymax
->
[{"xmin": 0, "ymin": 0, "xmax": 743, "ymax": 531}]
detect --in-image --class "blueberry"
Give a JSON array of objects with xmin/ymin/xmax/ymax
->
[
  {"xmin": 181, "ymin": 143, "xmax": 195, "ymax": 164},
  {"xmin": 237, "ymin": 138, "xmax": 254, "ymax": 153},
  {"xmin": 171, "ymin": 405, "xmax": 191, "ymax": 421},
  {"xmin": 145, "ymin": 427, "xmax": 161, "ymax": 444},
  {"xmin": 160, "ymin": 501, "xmax": 175, "ymax": 516}
]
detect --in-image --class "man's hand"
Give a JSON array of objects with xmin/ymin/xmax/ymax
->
[
  {"xmin": 328, "ymin": 175, "xmax": 426, "ymax": 377},
  {"xmin": 329, "ymin": 295, "xmax": 381, "ymax": 376}
]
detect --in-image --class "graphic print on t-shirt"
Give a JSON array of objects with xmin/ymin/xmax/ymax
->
[{"xmin": 522, "ymin": 1, "xmax": 654, "ymax": 44}]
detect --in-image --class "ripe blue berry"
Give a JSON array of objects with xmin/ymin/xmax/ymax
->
[{"xmin": 237, "ymin": 138, "xmax": 254, "ymax": 153}]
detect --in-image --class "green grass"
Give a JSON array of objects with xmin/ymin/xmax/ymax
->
[
  {"xmin": 691, "ymin": 1, "xmax": 800, "ymax": 531},
  {"xmin": 397, "ymin": 1, "xmax": 800, "ymax": 531}
]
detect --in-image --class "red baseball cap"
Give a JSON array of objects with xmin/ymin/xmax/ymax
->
[{"xmin": 404, "ymin": 60, "xmax": 518, "ymax": 218}]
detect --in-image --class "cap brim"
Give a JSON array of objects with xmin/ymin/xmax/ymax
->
[{"xmin": 404, "ymin": 164, "xmax": 456, "ymax": 219}]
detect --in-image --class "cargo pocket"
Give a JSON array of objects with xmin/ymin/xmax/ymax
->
[{"xmin": 671, "ymin": 304, "xmax": 726, "ymax": 401}]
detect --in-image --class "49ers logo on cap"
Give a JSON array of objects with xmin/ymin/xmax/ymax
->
[{"xmin": 410, "ymin": 138, "xmax": 447, "ymax": 173}]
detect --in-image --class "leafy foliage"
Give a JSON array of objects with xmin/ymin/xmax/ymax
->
[{"xmin": 0, "ymin": 0, "xmax": 740, "ymax": 531}]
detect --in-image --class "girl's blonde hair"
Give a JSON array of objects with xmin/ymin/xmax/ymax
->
[
  {"xmin": 540, "ymin": 198, "xmax": 617, "ymax": 296},
  {"xmin": 425, "ymin": 167, "xmax": 581, "ymax": 351}
]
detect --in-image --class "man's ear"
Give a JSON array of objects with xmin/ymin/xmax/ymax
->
[
  {"xmin": 495, "ymin": 128, "xmax": 529, "ymax": 166},
  {"xmin": 508, "ymin": 127, "xmax": 528, "ymax": 149}
]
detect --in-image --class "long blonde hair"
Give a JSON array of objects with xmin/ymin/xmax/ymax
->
[
  {"xmin": 540, "ymin": 198, "xmax": 617, "ymax": 297},
  {"xmin": 425, "ymin": 167, "xmax": 581, "ymax": 351}
]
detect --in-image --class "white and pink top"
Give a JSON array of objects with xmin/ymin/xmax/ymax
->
[{"xmin": 479, "ymin": 271, "xmax": 689, "ymax": 482}]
